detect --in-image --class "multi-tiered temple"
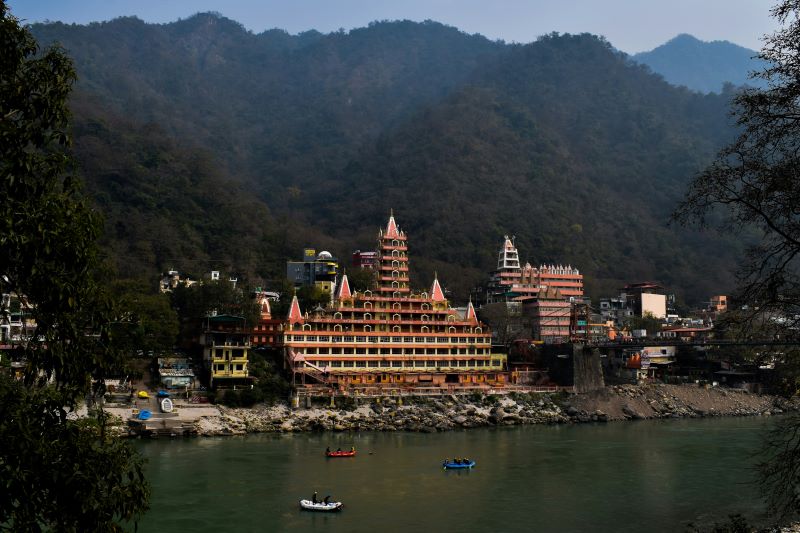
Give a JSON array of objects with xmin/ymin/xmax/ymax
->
[{"xmin": 283, "ymin": 214, "xmax": 506, "ymax": 392}]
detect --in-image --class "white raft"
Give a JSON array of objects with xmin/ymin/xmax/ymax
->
[
  {"xmin": 299, "ymin": 499, "xmax": 343, "ymax": 512},
  {"xmin": 160, "ymin": 398, "xmax": 174, "ymax": 413}
]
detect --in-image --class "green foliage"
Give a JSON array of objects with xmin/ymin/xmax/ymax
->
[
  {"xmin": 249, "ymin": 349, "xmax": 291, "ymax": 403},
  {"xmin": 0, "ymin": 3, "xmax": 148, "ymax": 529},
  {"xmin": 624, "ymin": 312, "xmax": 663, "ymax": 335},
  {"xmin": 171, "ymin": 280, "xmax": 260, "ymax": 324},
  {"xmin": 108, "ymin": 279, "xmax": 179, "ymax": 354},
  {"xmin": 347, "ymin": 268, "xmax": 377, "ymax": 292},
  {"xmin": 28, "ymin": 17, "xmax": 745, "ymax": 305},
  {"xmin": 296, "ymin": 284, "xmax": 331, "ymax": 312}
]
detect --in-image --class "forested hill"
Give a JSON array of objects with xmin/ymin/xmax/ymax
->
[
  {"xmin": 31, "ymin": 14, "xmax": 742, "ymax": 303},
  {"xmin": 633, "ymin": 34, "xmax": 766, "ymax": 93}
]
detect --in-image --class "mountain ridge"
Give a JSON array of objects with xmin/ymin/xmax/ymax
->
[{"xmin": 29, "ymin": 14, "xmax": 744, "ymax": 303}]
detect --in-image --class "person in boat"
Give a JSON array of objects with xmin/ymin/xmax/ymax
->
[
  {"xmin": 463, "ymin": 458, "xmax": 470, "ymax": 464},
  {"xmin": 336, "ymin": 447, "xmax": 342, "ymax": 452},
  {"xmin": 312, "ymin": 491, "xmax": 318, "ymax": 504},
  {"xmin": 324, "ymin": 495, "xmax": 331, "ymax": 504},
  {"xmin": 350, "ymin": 446, "xmax": 355, "ymax": 452},
  {"xmin": 326, "ymin": 446, "xmax": 330, "ymax": 454},
  {"xmin": 455, "ymin": 458, "xmax": 461, "ymax": 464}
]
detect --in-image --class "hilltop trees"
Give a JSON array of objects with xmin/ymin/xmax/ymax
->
[
  {"xmin": 0, "ymin": 3, "xmax": 148, "ymax": 529},
  {"xmin": 676, "ymin": 0, "xmax": 800, "ymax": 519}
]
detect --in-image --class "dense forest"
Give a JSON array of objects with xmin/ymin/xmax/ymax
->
[{"xmin": 30, "ymin": 14, "xmax": 748, "ymax": 303}]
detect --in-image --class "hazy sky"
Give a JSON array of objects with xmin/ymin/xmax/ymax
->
[{"xmin": 9, "ymin": 0, "xmax": 777, "ymax": 54}]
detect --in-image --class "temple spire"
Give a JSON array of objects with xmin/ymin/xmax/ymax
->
[
  {"xmin": 337, "ymin": 273, "xmax": 352, "ymax": 299},
  {"xmin": 466, "ymin": 298, "xmax": 478, "ymax": 323},
  {"xmin": 385, "ymin": 210, "xmax": 399, "ymax": 238},
  {"xmin": 431, "ymin": 273, "xmax": 445, "ymax": 302},
  {"xmin": 258, "ymin": 293, "xmax": 272, "ymax": 319},
  {"xmin": 287, "ymin": 294, "xmax": 304, "ymax": 324}
]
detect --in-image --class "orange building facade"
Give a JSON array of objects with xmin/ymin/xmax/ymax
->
[
  {"xmin": 283, "ymin": 214, "xmax": 507, "ymax": 391},
  {"xmin": 486, "ymin": 236, "xmax": 583, "ymax": 303}
]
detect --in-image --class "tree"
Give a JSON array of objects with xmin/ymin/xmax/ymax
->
[
  {"xmin": 109, "ymin": 279, "xmax": 179, "ymax": 354},
  {"xmin": 675, "ymin": 0, "xmax": 800, "ymax": 520},
  {"xmin": 624, "ymin": 312, "xmax": 663, "ymax": 336},
  {"xmin": 0, "ymin": 3, "xmax": 148, "ymax": 530}
]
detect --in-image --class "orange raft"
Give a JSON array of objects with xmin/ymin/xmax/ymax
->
[{"xmin": 325, "ymin": 450, "xmax": 356, "ymax": 458}]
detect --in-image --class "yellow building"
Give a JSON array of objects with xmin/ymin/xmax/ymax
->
[{"xmin": 202, "ymin": 314, "xmax": 251, "ymax": 388}]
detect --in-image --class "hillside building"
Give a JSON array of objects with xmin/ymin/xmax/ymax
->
[
  {"xmin": 623, "ymin": 282, "xmax": 667, "ymax": 319},
  {"xmin": 283, "ymin": 214, "xmax": 507, "ymax": 391},
  {"xmin": 523, "ymin": 287, "xmax": 572, "ymax": 344},
  {"xmin": 202, "ymin": 314, "xmax": 252, "ymax": 388},
  {"xmin": 352, "ymin": 250, "xmax": 379, "ymax": 270},
  {"xmin": 286, "ymin": 249, "xmax": 339, "ymax": 295},
  {"xmin": 251, "ymin": 290, "xmax": 282, "ymax": 348},
  {"xmin": 484, "ymin": 236, "xmax": 583, "ymax": 304}
]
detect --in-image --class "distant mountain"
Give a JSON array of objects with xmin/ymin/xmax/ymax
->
[
  {"xmin": 633, "ymin": 34, "xmax": 767, "ymax": 93},
  {"xmin": 29, "ymin": 15, "xmax": 744, "ymax": 303}
]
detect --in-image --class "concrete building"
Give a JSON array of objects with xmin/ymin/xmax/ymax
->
[
  {"xmin": 710, "ymin": 295, "xmax": 728, "ymax": 313},
  {"xmin": 202, "ymin": 314, "xmax": 252, "ymax": 388},
  {"xmin": 523, "ymin": 287, "xmax": 572, "ymax": 344},
  {"xmin": 287, "ymin": 249, "xmax": 339, "ymax": 295},
  {"xmin": 622, "ymin": 282, "xmax": 667, "ymax": 319},
  {"xmin": 251, "ymin": 290, "xmax": 282, "ymax": 348},
  {"xmin": 484, "ymin": 236, "xmax": 583, "ymax": 304},
  {"xmin": 352, "ymin": 250, "xmax": 379, "ymax": 270},
  {"xmin": 283, "ymin": 213, "xmax": 506, "ymax": 392}
]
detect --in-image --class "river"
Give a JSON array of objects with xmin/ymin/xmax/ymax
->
[{"xmin": 134, "ymin": 416, "xmax": 771, "ymax": 532}]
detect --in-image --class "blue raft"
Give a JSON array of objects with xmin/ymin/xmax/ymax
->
[{"xmin": 443, "ymin": 460, "xmax": 475, "ymax": 469}]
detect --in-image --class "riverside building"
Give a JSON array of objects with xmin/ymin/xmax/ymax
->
[
  {"xmin": 283, "ymin": 214, "xmax": 507, "ymax": 392},
  {"xmin": 485, "ymin": 236, "xmax": 583, "ymax": 304}
]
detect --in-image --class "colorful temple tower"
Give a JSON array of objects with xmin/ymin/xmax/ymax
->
[{"xmin": 282, "ymin": 213, "xmax": 507, "ymax": 391}]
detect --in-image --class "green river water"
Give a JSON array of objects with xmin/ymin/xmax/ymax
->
[{"xmin": 134, "ymin": 417, "xmax": 771, "ymax": 532}]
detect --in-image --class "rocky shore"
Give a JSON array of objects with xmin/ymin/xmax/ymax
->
[{"xmin": 187, "ymin": 384, "xmax": 799, "ymax": 436}]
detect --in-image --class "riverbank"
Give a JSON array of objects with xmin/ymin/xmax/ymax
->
[{"xmin": 114, "ymin": 384, "xmax": 796, "ymax": 436}]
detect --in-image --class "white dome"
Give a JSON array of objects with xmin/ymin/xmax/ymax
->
[{"xmin": 317, "ymin": 251, "xmax": 333, "ymax": 260}]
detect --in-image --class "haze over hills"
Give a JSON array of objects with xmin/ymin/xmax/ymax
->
[
  {"xmin": 31, "ymin": 14, "xmax": 745, "ymax": 303},
  {"xmin": 633, "ymin": 33, "xmax": 767, "ymax": 94}
]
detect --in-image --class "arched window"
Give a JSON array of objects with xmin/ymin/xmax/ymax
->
[
  {"xmin": 364, "ymin": 325, "xmax": 372, "ymax": 332},
  {"xmin": 392, "ymin": 239, "xmax": 400, "ymax": 247},
  {"xmin": 421, "ymin": 326, "xmax": 430, "ymax": 333},
  {"xmin": 392, "ymin": 270, "xmax": 399, "ymax": 278},
  {"xmin": 334, "ymin": 312, "xmax": 342, "ymax": 319},
  {"xmin": 475, "ymin": 327, "xmax": 482, "ymax": 333},
  {"xmin": 364, "ymin": 313, "xmax": 372, "ymax": 321},
  {"xmin": 391, "ymin": 250, "xmax": 400, "ymax": 257},
  {"xmin": 392, "ymin": 326, "xmax": 401, "ymax": 332},
  {"xmin": 393, "ymin": 314, "xmax": 401, "ymax": 321},
  {"xmin": 364, "ymin": 290, "xmax": 372, "ymax": 297},
  {"xmin": 421, "ymin": 292, "xmax": 428, "ymax": 299},
  {"xmin": 448, "ymin": 326, "xmax": 456, "ymax": 333},
  {"xmin": 393, "ymin": 291, "xmax": 401, "ymax": 298},
  {"xmin": 364, "ymin": 301, "xmax": 372, "ymax": 309},
  {"xmin": 391, "ymin": 281, "xmax": 399, "ymax": 288},
  {"xmin": 302, "ymin": 324, "xmax": 311, "ymax": 331},
  {"xmin": 392, "ymin": 260, "xmax": 400, "ymax": 268},
  {"xmin": 393, "ymin": 303, "xmax": 401, "ymax": 310},
  {"xmin": 334, "ymin": 324, "xmax": 343, "ymax": 332},
  {"xmin": 421, "ymin": 314, "xmax": 429, "ymax": 322},
  {"xmin": 447, "ymin": 315, "xmax": 455, "ymax": 322},
  {"xmin": 421, "ymin": 303, "xmax": 429, "ymax": 310}
]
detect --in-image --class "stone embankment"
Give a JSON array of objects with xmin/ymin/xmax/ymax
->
[{"xmin": 188, "ymin": 384, "xmax": 799, "ymax": 436}]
